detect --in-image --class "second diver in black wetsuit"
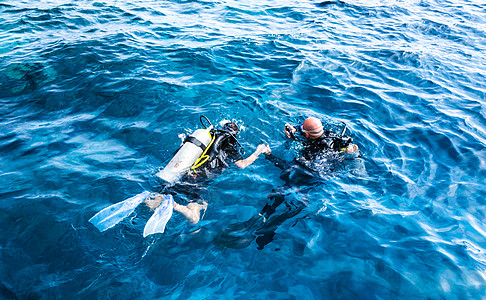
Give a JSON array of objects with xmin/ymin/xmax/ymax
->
[
  {"xmin": 285, "ymin": 116, "xmax": 359, "ymax": 160},
  {"xmin": 214, "ymin": 117, "xmax": 360, "ymax": 250},
  {"xmin": 145, "ymin": 121, "xmax": 271, "ymax": 225}
]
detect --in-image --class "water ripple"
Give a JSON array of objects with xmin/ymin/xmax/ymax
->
[{"xmin": 1, "ymin": 0, "xmax": 486, "ymax": 298}]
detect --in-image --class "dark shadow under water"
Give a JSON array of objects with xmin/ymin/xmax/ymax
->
[{"xmin": 213, "ymin": 152, "xmax": 365, "ymax": 250}]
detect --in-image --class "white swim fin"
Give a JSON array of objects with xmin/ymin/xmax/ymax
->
[
  {"xmin": 143, "ymin": 194, "xmax": 174, "ymax": 237},
  {"xmin": 89, "ymin": 191, "xmax": 150, "ymax": 232}
]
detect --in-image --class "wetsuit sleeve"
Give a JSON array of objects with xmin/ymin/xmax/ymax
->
[
  {"xmin": 232, "ymin": 151, "xmax": 244, "ymax": 162},
  {"xmin": 288, "ymin": 124, "xmax": 308, "ymax": 144},
  {"xmin": 265, "ymin": 154, "xmax": 288, "ymax": 170},
  {"xmin": 290, "ymin": 124, "xmax": 301, "ymax": 140}
]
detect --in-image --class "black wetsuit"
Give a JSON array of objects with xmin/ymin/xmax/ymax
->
[
  {"xmin": 215, "ymin": 127, "xmax": 355, "ymax": 250},
  {"xmin": 214, "ymin": 151, "xmax": 320, "ymax": 250},
  {"xmin": 294, "ymin": 127, "xmax": 353, "ymax": 160}
]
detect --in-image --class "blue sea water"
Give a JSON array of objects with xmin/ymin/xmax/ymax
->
[{"xmin": 1, "ymin": 0, "xmax": 485, "ymax": 298}]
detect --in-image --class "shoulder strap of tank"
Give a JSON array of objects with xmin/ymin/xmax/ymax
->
[
  {"xmin": 184, "ymin": 136, "xmax": 207, "ymax": 152},
  {"xmin": 208, "ymin": 130, "xmax": 232, "ymax": 155},
  {"xmin": 206, "ymin": 129, "xmax": 243, "ymax": 164}
]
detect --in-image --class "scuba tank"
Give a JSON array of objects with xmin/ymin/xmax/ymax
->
[
  {"xmin": 156, "ymin": 125, "xmax": 212, "ymax": 184},
  {"xmin": 156, "ymin": 116, "xmax": 242, "ymax": 183}
]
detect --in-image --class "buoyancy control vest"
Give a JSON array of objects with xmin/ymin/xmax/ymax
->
[
  {"xmin": 301, "ymin": 130, "xmax": 353, "ymax": 159},
  {"xmin": 200, "ymin": 129, "xmax": 240, "ymax": 170}
]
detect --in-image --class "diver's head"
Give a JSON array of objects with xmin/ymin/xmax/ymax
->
[
  {"xmin": 302, "ymin": 117, "xmax": 324, "ymax": 140},
  {"xmin": 222, "ymin": 122, "xmax": 239, "ymax": 135}
]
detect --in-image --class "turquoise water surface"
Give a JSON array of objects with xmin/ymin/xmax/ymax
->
[{"xmin": 1, "ymin": 0, "xmax": 485, "ymax": 298}]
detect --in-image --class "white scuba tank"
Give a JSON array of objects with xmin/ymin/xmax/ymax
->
[{"xmin": 156, "ymin": 128, "xmax": 212, "ymax": 184}]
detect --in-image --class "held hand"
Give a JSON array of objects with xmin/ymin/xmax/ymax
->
[
  {"xmin": 256, "ymin": 144, "xmax": 271, "ymax": 155},
  {"xmin": 236, "ymin": 144, "xmax": 271, "ymax": 169},
  {"xmin": 284, "ymin": 124, "xmax": 296, "ymax": 138},
  {"xmin": 345, "ymin": 144, "xmax": 359, "ymax": 153},
  {"xmin": 259, "ymin": 144, "xmax": 271, "ymax": 155}
]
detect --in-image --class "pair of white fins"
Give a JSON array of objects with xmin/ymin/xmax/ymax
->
[{"xmin": 88, "ymin": 191, "xmax": 174, "ymax": 237}]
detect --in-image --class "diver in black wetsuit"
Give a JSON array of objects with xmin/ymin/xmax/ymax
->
[
  {"xmin": 215, "ymin": 117, "xmax": 359, "ymax": 250},
  {"xmin": 284, "ymin": 116, "xmax": 359, "ymax": 159},
  {"xmin": 145, "ymin": 121, "xmax": 271, "ymax": 225}
]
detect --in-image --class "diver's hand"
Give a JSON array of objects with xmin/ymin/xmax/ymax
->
[
  {"xmin": 257, "ymin": 144, "xmax": 271, "ymax": 155},
  {"xmin": 345, "ymin": 144, "xmax": 359, "ymax": 153},
  {"xmin": 236, "ymin": 144, "xmax": 271, "ymax": 169},
  {"xmin": 284, "ymin": 124, "xmax": 296, "ymax": 138}
]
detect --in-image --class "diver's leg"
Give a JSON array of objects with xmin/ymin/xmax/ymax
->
[
  {"xmin": 259, "ymin": 186, "xmax": 288, "ymax": 219},
  {"xmin": 173, "ymin": 201, "xmax": 207, "ymax": 224},
  {"xmin": 214, "ymin": 186, "xmax": 302, "ymax": 250},
  {"xmin": 255, "ymin": 200, "xmax": 306, "ymax": 250},
  {"xmin": 145, "ymin": 192, "xmax": 207, "ymax": 224},
  {"xmin": 144, "ymin": 193, "xmax": 164, "ymax": 210}
]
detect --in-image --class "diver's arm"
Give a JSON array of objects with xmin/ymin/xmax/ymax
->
[
  {"xmin": 235, "ymin": 144, "xmax": 271, "ymax": 169},
  {"xmin": 264, "ymin": 153, "xmax": 288, "ymax": 170}
]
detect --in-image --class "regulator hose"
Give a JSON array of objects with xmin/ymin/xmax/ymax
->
[{"xmin": 200, "ymin": 115, "xmax": 212, "ymax": 129}]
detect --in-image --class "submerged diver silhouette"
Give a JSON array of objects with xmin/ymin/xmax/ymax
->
[{"xmin": 214, "ymin": 117, "xmax": 360, "ymax": 250}]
